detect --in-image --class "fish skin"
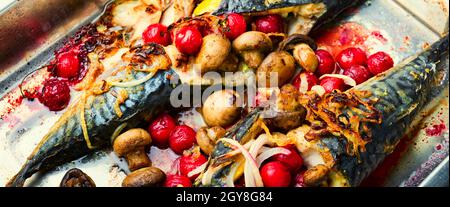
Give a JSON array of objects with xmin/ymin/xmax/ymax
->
[
  {"xmin": 6, "ymin": 67, "xmax": 176, "ymax": 187},
  {"xmin": 320, "ymin": 34, "xmax": 449, "ymax": 186}
]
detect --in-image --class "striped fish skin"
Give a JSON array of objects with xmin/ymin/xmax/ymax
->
[
  {"xmin": 320, "ymin": 35, "xmax": 449, "ymax": 186},
  {"xmin": 7, "ymin": 65, "xmax": 176, "ymax": 187}
]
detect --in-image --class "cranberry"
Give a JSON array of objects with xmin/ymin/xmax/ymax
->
[
  {"xmin": 315, "ymin": 50, "xmax": 336, "ymax": 76},
  {"xmin": 320, "ymin": 77, "xmax": 346, "ymax": 93},
  {"xmin": 260, "ymin": 161, "xmax": 291, "ymax": 187},
  {"xmin": 56, "ymin": 51, "xmax": 80, "ymax": 78},
  {"xmin": 343, "ymin": 65, "xmax": 372, "ymax": 84},
  {"xmin": 336, "ymin": 47, "xmax": 367, "ymax": 70},
  {"xmin": 179, "ymin": 153, "xmax": 208, "ymax": 180},
  {"xmin": 169, "ymin": 125, "xmax": 197, "ymax": 154},
  {"xmin": 38, "ymin": 79, "xmax": 71, "ymax": 111},
  {"xmin": 292, "ymin": 72, "xmax": 319, "ymax": 92},
  {"xmin": 174, "ymin": 26, "xmax": 203, "ymax": 55},
  {"xmin": 164, "ymin": 175, "xmax": 192, "ymax": 187},
  {"xmin": 142, "ymin": 23, "xmax": 171, "ymax": 46},
  {"xmin": 293, "ymin": 171, "xmax": 306, "ymax": 187},
  {"xmin": 254, "ymin": 14, "xmax": 284, "ymax": 34},
  {"xmin": 367, "ymin": 51, "xmax": 394, "ymax": 75},
  {"xmin": 270, "ymin": 146, "xmax": 303, "ymax": 173},
  {"xmin": 148, "ymin": 113, "xmax": 177, "ymax": 148},
  {"xmin": 222, "ymin": 13, "xmax": 247, "ymax": 40}
]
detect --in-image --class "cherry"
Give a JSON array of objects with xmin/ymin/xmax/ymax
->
[
  {"xmin": 320, "ymin": 77, "xmax": 347, "ymax": 93},
  {"xmin": 164, "ymin": 175, "xmax": 192, "ymax": 187},
  {"xmin": 142, "ymin": 23, "xmax": 171, "ymax": 46},
  {"xmin": 169, "ymin": 125, "xmax": 197, "ymax": 154},
  {"xmin": 270, "ymin": 146, "xmax": 303, "ymax": 173},
  {"xmin": 174, "ymin": 26, "xmax": 203, "ymax": 55},
  {"xmin": 148, "ymin": 113, "xmax": 177, "ymax": 148},
  {"xmin": 222, "ymin": 13, "xmax": 247, "ymax": 40},
  {"xmin": 292, "ymin": 72, "xmax": 319, "ymax": 92},
  {"xmin": 367, "ymin": 51, "xmax": 394, "ymax": 75},
  {"xmin": 336, "ymin": 47, "xmax": 367, "ymax": 70},
  {"xmin": 254, "ymin": 14, "xmax": 284, "ymax": 34},
  {"xmin": 343, "ymin": 65, "xmax": 372, "ymax": 84},
  {"xmin": 179, "ymin": 153, "xmax": 208, "ymax": 181},
  {"xmin": 38, "ymin": 79, "xmax": 71, "ymax": 111},
  {"xmin": 56, "ymin": 51, "xmax": 79, "ymax": 79},
  {"xmin": 260, "ymin": 161, "xmax": 291, "ymax": 187},
  {"xmin": 315, "ymin": 50, "xmax": 336, "ymax": 76}
]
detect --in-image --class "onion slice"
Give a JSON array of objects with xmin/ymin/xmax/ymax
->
[
  {"xmin": 187, "ymin": 161, "xmax": 208, "ymax": 178},
  {"xmin": 299, "ymin": 73, "xmax": 309, "ymax": 93},
  {"xmin": 256, "ymin": 147, "xmax": 291, "ymax": 168},
  {"xmin": 319, "ymin": 74, "xmax": 357, "ymax": 87},
  {"xmin": 311, "ymin": 85, "xmax": 326, "ymax": 96}
]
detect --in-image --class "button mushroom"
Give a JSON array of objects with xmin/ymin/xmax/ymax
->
[
  {"xmin": 232, "ymin": 31, "xmax": 273, "ymax": 69},
  {"xmin": 60, "ymin": 168, "xmax": 96, "ymax": 187},
  {"xmin": 202, "ymin": 89, "xmax": 242, "ymax": 127},
  {"xmin": 122, "ymin": 167, "xmax": 166, "ymax": 187},
  {"xmin": 303, "ymin": 164, "xmax": 330, "ymax": 187},
  {"xmin": 256, "ymin": 51, "xmax": 296, "ymax": 87},
  {"xmin": 195, "ymin": 33, "xmax": 231, "ymax": 74},
  {"xmin": 279, "ymin": 34, "xmax": 319, "ymax": 73},
  {"xmin": 196, "ymin": 126, "xmax": 226, "ymax": 155},
  {"xmin": 113, "ymin": 128, "xmax": 152, "ymax": 172}
]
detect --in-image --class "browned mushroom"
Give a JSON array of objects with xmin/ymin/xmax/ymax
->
[
  {"xmin": 303, "ymin": 164, "xmax": 330, "ymax": 187},
  {"xmin": 196, "ymin": 126, "xmax": 226, "ymax": 155},
  {"xmin": 256, "ymin": 51, "xmax": 296, "ymax": 87},
  {"xmin": 195, "ymin": 33, "xmax": 231, "ymax": 74},
  {"xmin": 232, "ymin": 31, "xmax": 273, "ymax": 69},
  {"xmin": 279, "ymin": 34, "xmax": 319, "ymax": 72},
  {"xmin": 60, "ymin": 168, "xmax": 96, "ymax": 187},
  {"xmin": 122, "ymin": 167, "xmax": 166, "ymax": 187},
  {"xmin": 202, "ymin": 89, "xmax": 242, "ymax": 127},
  {"xmin": 113, "ymin": 128, "xmax": 152, "ymax": 172}
]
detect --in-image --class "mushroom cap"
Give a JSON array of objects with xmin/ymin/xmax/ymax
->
[
  {"xmin": 278, "ymin": 34, "xmax": 317, "ymax": 51},
  {"xmin": 122, "ymin": 167, "xmax": 166, "ymax": 187},
  {"xmin": 113, "ymin": 128, "xmax": 152, "ymax": 156},
  {"xmin": 232, "ymin": 31, "xmax": 273, "ymax": 52},
  {"xmin": 60, "ymin": 168, "xmax": 96, "ymax": 187}
]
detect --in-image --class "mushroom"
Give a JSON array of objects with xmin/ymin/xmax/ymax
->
[
  {"xmin": 279, "ymin": 34, "xmax": 318, "ymax": 73},
  {"xmin": 256, "ymin": 51, "xmax": 296, "ymax": 87},
  {"xmin": 303, "ymin": 164, "xmax": 330, "ymax": 187},
  {"xmin": 195, "ymin": 33, "xmax": 231, "ymax": 74},
  {"xmin": 60, "ymin": 168, "xmax": 96, "ymax": 187},
  {"xmin": 113, "ymin": 128, "xmax": 152, "ymax": 172},
  {"xmin": 232, "ymin": 31, "xmax": 273, "ymax": 69},
  {"xmin": 202, "ymin": 89, "xmax": 242, "ymax": 127},
  {"xmin": 122, "ymin": 167, "xmax": 166, "ymax": 187},
  {"xmin": 196, "ymin": 126, "xmax": 226, "ymax": 155}
]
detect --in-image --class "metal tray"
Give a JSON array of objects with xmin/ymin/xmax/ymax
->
[{"xmin": 0, "ymin": 0, "xmax": 448, "ymax": 187}]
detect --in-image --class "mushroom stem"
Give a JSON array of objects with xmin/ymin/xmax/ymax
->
[{"xmin": 125, "ymin": 148, "xmax": 152, "ymax": 172}]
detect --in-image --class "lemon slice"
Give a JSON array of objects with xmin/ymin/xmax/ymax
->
[{"xmin": 193, "ymin": 0, "xmax": 222, "ymax": 16}]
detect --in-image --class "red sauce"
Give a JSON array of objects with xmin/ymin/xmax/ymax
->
[{"xmin": 425, "ymin": 123, "xmax": 446, "ymax": 137}]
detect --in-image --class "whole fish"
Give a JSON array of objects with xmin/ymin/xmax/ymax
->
[
  {"xmin": 196, "ymin": 35, "xmax": 449, "ymax": 187},
  {"xmin": 6, "ymin": 0, "xmax": 361, "ymax": 187}
]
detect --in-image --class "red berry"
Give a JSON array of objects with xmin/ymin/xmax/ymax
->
[
  {"xmin": 56, "ymin": 51, "xmax": 79, "ymax": 78},
  {"xmin": 254, "ymin": 14, "xmax": 284, "ymax": 34},
  {"xmin": 336, "ymin": 47, "xmax": 367, "ymax": 69},
  {"xmin": 148, "ymin": 113, "xmax": 177, "ymax": 148},
  {"xmin": 292, "ymin": 72, "xmax": 319, "ymax": 92},
  {"xmin": 38, "ymin": 79, "xmax": 71, "ymax": 111},
  {"xmin": 223, "ymin": 13, "xmax": 247, "ymax": 40},
  {"xmin": 260, "ymin": 161, "xmax": 291, "ymax": 187},
  {"xmin": 293, "ymin": 170, "xmax": 306, "ymax": 187},
  {"xmin": 174, "ymin": 26, "xmax": 203, "ymax": 55},
  {"xmin": 320, "ymin": 77, "xmax": 346, "ymax": 93},
  {"xmin": 270, "ymin": 146, "xmax": 303, "ymax": 173},
  {"xmin": 315, "ymin": 50, "xmax": 336, "ymax": 76},
  {"xmin": 179, "ymin": 153, "xmax": 208, "ymax": 180},
  {"xmin": 164, "ymin": 175, "xmax": 192, "ymax": 187},
  {"xmin": 169, "ymin": 125, "xmax": 197, "ymax": 154},
  {"xmin": 367, "ymin": 51, "xmax": 394, "ymax": 75},
  {"xmin": 343, "ymin": 65, "xmax": 372, "ymax": 84},
  {"xmin": 142, "ymin": 23, "xmax": 171, "ymax": 46}
]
